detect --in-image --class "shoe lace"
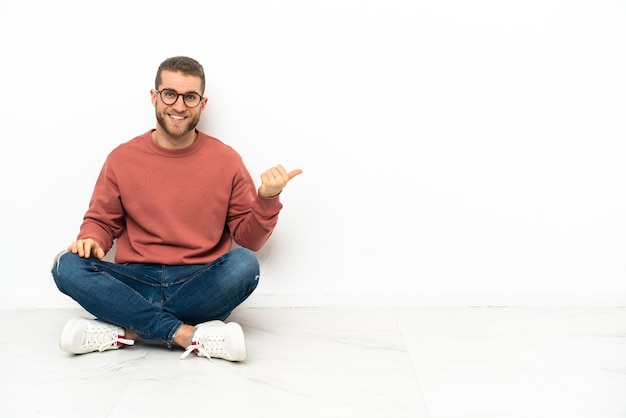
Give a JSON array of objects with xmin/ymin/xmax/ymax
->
[
  {"xmin": 180, "ymin": 335, "xmax": 225, "ymax": 360},
  {"xmin": 84, "ymin": 325, "xmax": 135, "ymax": 352}
]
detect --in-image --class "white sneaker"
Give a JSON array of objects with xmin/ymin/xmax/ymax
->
[
  {"xmin": 181, "ymin": 320, "xmax": 246, "ymax": 361},
  {"xmin": 60, "ymin": 317, "xmax": 134, "ymax": 354}
]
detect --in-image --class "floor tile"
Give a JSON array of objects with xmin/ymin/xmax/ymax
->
[
  {"xmin": 1, "ymin": 307, "xmax": 624, "ymax": 418},
  {"xmin": 416, "ymin": 367, "xmax": 626, "ymax": 417}
]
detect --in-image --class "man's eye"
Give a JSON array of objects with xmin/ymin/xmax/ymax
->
[{"xmin": 164, "ymin": 91, "xmax": 177, "ymax": 98}]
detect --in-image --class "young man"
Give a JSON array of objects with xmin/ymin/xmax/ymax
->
[{"xmin": 51, "ymin": 56, "xmax": 301, "ymax": 361}]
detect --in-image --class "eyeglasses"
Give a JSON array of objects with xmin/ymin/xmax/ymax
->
[{"xmin": 155, "ymin": 89, "xmax": 203, "ymax": 108}]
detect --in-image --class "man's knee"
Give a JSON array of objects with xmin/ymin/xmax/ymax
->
[
  {"xmin": 231, "ymin": 248, "xmax": 260, "ymax": 277},
  {"xmin": 50, "ymin": 251, "xmax": 87, "ymax": 290},
  {"xmin": 52, "ymin": 249, "xmax": 69, "ymax": 269}
]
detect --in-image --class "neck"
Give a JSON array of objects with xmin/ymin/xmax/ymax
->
[{"xmin": 152, "ymin": 129, "xmax": 197, "ymax": 150}]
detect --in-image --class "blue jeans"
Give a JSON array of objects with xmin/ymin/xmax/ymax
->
[{"xmin": 51, "ymin": 248, "xmax": 260, "ymax": 344}]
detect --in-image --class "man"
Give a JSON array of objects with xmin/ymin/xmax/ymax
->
[{"xmin": 51, "ymin": 56, "xmax": 301, "ymax": 362}]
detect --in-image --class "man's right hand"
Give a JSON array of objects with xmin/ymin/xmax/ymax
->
[{"xmin": 68, "ymin": 239, "xmax": 105, "ymax": 260}]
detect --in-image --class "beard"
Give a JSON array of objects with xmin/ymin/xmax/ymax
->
[{"xmin": 155, "ymin": 110, "xmax": 201, "ymax": 139}]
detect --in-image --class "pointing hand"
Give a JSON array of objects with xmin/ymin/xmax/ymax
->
[{"xmin": 259, "ymin": 164, "xmax": 303, "ymax": 198}]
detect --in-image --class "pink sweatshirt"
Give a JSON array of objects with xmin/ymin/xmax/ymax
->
[{"xmin": 78, "ymin": 130, "xmax": 283, "ymax": 265}]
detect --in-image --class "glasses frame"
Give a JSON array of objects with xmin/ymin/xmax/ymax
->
[{"xmin": 155, "ymin": 89, "xmax": 204, "ymax": 108}]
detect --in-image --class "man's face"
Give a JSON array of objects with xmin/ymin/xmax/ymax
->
[{"xmin": 152, "ymin": 70, "xmax": 206, "ymax": 138}]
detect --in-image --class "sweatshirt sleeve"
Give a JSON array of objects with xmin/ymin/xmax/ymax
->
[
  {"xmin": 77, "ymin": 158, "xmax": 125, "ymax": 253},
  {"xmin": 226, "ymin": 162, "xmax": 283, "ymax": 251}
]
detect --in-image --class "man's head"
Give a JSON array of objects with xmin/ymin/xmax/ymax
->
[
  {"xmin": 155, "ymin": 56, "xmax": 205, "ymax": 94},
  {"xmin": 152, "ymin": 56, "xmax": 207, "ymax": 142}
]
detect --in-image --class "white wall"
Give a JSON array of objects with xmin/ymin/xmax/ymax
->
[{"xmin": 1, "ymin": 0, "xmax": 625, "ymax": 309}]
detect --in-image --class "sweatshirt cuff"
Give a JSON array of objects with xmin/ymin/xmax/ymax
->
[{"xmin": 253, "ymin": 193, "xmax": 283, "ymax": 217}]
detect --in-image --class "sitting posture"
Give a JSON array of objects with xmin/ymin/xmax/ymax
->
[{"xmin": 51, "ymin": 56, "xmax": 301, "ymax": 361}]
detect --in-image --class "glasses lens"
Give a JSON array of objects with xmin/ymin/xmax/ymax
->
[
  {"xmin": 183, "ymin": 93, "xmax": 201, "ymax": 107},
  {"xmin": 160, "ymin": 89, "xmax": 178, "ymax": 105}
]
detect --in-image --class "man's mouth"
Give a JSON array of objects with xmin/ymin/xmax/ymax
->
[{"xmin": 169, "ymin": 114, "xmax": 186, "ymax": 123}]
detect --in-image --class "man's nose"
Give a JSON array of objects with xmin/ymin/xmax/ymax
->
[{"xmin": 172, "ymin": 95, "xmax": 187, "ymax": 110}]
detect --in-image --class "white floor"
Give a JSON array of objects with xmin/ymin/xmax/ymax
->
[{"xmin": 1, "ymin": 307, "xmax": 625, "ymax": 418}]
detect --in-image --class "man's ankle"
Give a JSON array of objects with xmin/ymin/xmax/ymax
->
[
  {"xmin": 173, "ymin": 324, "xmax": 195, "ymax": 348},
  {"xmin": 124, "ymin": 329, "xmax": 139, "ymax": 340}
]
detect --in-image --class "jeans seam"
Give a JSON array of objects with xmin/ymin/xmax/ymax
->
[
  {"xmin": 163, "ymin": 262, "xmax": 215, "ymax": 304},
  {"xmin": 95, "ymin": 268, "xmax": 166, "ymax": 339}
]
